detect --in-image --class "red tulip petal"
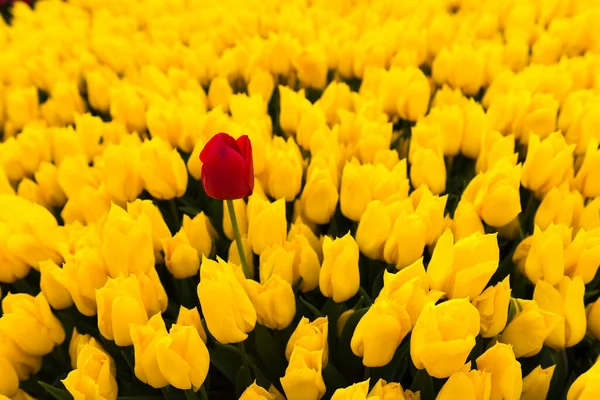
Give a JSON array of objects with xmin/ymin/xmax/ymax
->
[
  {"xmin": 236, "ymin": 135, "xmax": 254, "ymax": 193},
  {"xmin": 200, "ymin": 132, "xmax": 239, "ymax": 164},
  {"xmin": 201, "ymin": 145, "xmax": 250, "ymax": 200}
]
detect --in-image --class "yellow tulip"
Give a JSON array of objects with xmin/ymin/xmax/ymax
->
[
  {"xmin": 471, "ymin": 277, "xmax": 511, "ymax": 338},
  {"xmin": 245, "ymin": 275, "xmax": 296, "ymax": 330},
  {"xmin": 280, "ymin": 347, "xmax": 326, "ymax": 400},
  {"xmin": 475, "ymin": 130, "xmax": 517, "ymax": 173},
  {"xmin": 162, "ymin": 229, "xmax": 200, "ymax": 279},
  {"xmin": 521, "ymin": 365, "xmax": 555, "ymax": 400},
  {"xmin": 331, "ymin": 379, "xmax": 369, "ymax": 400},
  {"xmin": 567, "ymin": 361, "xmax": 600, "ymax": 400},
  {"xmin": 534, "ymin": 183, "xmax": 584, "ymax": 231},
  {"xmin": 127, "ymin": 199, "xmax": 172, "ymax": 260},
  {"xmin": 300, "ymin": 167, "xmax": 339, "ymax": 225},
  {"xmin": 516, "ymin": 224, "xmax": 568, "ymax": 286},
  {"xmin": 451, "ymin": 201, "xmax": 485, "ymax": 241},
  {"xmin": 182, "ymin": 212, "xmax": 215, "ymax": 260},
  {"xmin": 68, "ymin": 328, "xmax": 105, "ymax": 369},
  {"xmin": 247, "ymin": 197, "xmax": 287, "ymax": 255},
  {"xmin": 139, "ymin": 137, "xmax": 188, "ymax": 200},
  {"xmin": 564, "ymin": 228, "xmax": 600, "ymax": 284},
  {"xmin": 62, "ymin": 345, "xmax": 118, "ymax": 400},
  {"xmin": 286, "ymin": 317, "xmax": 328, "ymax": 366},
  {"xmin": 319, "ymin": 233, "xmax": 360, "ymax": 303},
  {"xmin": 436, "ymin": 364, "xmax": 491, "ymax": 400},
  {"xmin": 475, "ymin": 343, "xmax": 522, "ymax": 400},
  {"xmin": 240, "ymin": 382, "xmax": 275, "ymax": 400},
  {"xmin": 522, "ymin": 132, "xmax": 575, "ymax": 194},
  {"xmin": 39, "ymin": 260, "xmax": 73, "ymax": 310}
]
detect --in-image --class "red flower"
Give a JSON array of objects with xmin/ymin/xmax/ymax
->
[{"xmin": 200, "ymin": 132, "xmax": 254, "ymax": 200}]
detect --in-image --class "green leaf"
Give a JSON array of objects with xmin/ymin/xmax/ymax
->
[
  {"xmin": 210, "ymin": 343, "xmax": 242, "ymax": 383},
  {"xmin": 235, "ymin": 366, "xmax": 251, "ymax": 398},
  {"xmin": 254, "ymin": 325, "xmax": 284, "ymax": 384},
  {"xmin": 38, "ymin": 382, "xmax": 73, "ymax": 400},
  {"xmin": 336, "ymin": 307, "xmax": 369, "ymax": 382},
  {"xmin": 322, "ymin": 363, "xmax": 348, "ymax": 398},
  {"xmin": 410, "ymin": 369, "xmax": 435, "ymax": 400}
]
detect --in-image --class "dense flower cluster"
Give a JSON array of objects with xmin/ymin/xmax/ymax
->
[{"xmin": 1, "ymin": 0, "xmax": 600, "ymax": 399}]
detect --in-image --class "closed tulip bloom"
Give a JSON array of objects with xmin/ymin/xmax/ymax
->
[
  {"xmin": 263, "ymin": 137, "xmax": 303, "ymax": 201},
  {"xmin": 428, "ymin": 230, "xmax": 499, "ymax": 300},
  {"xmin": 62, "ymin": 345, "xmax": 118, "ymax": 400},
  {"xmin": 101, "ymin": 142, "xmax": 144, "ymax": 205},
  {"xmin": 567, "ymin": 361, "xmax": 600, "ymax": 400},
  {"xmin": 411, "ymin": 299, "xmax": 480, "ymax": 378},
  {"xmin": 102, "ymin": 204, "xmax": 155, "ymax": 278},
  {"xmin": 200, "ymin": 132, "xmax": 254, "ymax": 200},
  {"xmin": 96, "ymin": 274, "xmax": 149, "ymax": 347},
  {"xmin": 207, "ymin": 76, "xmax": 232, "ymax": 111},
  {"xmin": 475, "ymin": 131, "xmax": 517, "ymax": 173},
  {"xmin": 127, "ymin": 199, "xmax": 172, "ymax": 259},
  {"xmin": 499, "ymin": 299, "xmax": 561, "ymax": 358},
  {"xmin": 564, "ymin": 228, "xmax": 600, "ymax": 284},
  {"xmin": 34, "ymin": 162, "xmax": 67, "ymax": 208},
  {"xmin": 340, "ymin": 161, "xmax": 373, "ymax": 222},
  {"xmin": 0, "ymin": 331, "xmax": 42, "ymax": 384},
  {"xmin": 260, "ymin": 238, "xmax": 320, "ymax": 293},
  {"xmin": 223, "ymin": 199, "xmax": 248, "ymax": 241},
  {"xmin": 436, "ymin": 364, "xmax": 491, "ymax": 400},
  {"xmin": 412, "ymin": 187, "xmax": 448, "ymax": 246},
  {"xmin": 293, "ymin": 44, "xmax": 328, "ymax": 90},
  {"xmin": 432, "ymin": 44, "xmax": 485, "ymax": 96},
  {"xmin": 533, "ymin": 276, "xmax": 586, "ymax": 349},
  {"xmin": 356, "ymin": 199, "xmax": 403, "ymax": 261},
  {"xmin": 286, "ymin": 317, "xmax": 329, "ymax": 366},
  {"xmin": 587, "ymin": 298, "xmax": 600, "ymax": 340},
  {"xmin": 68, "ymin": 328, "xmax": 105, "ymax": 369},
  {"xmin": 475, "ymin": 343, "xmax": 522, "ymax": 400},
  {"xmin": 247, "ymin": 197, "xmax": 287, "ymax": 255},
  {"xmin": 319, "ymin": 233, "xmax": 360, "ymax": 303},
  {"xmin": 4, "ymin": 86, "xmax": 39, "ymax": 136},
  {"xmin": 461, "ymin": 159, "xmax": 522, "ymax": 228},
  {"xmin": 245, "ymin": 275, "xmax": 296, "ymax": 330},
  {"xmin": 197, "ymin": 257, "xmax": 256, "ymax": 344},
  {"xmin": 521, "ymin": 365, "xmax": 555, "ymax": 400},
  {"xmin": 130, "ymin": 314, "xmax": 170, "ymax": 388},
  {"xmin": 351, "ymin": 300, "xmax": 411, "ymax": 367},
  {"xmin": 472, "ymin": 277, "xmax": 511, "ymax": 338},
  {"xmin": 39, "ymin": 260, "xmax": 73, "ymax": 310},
  {"xmin": 240, "ymin": 382, "xmax": 275, "ymax": 400},
  {"xmin": 140, "ymin": 137, "xmax": 188, "ymax": 200},
  {"xmin": 182, "ymin": 213, "xmax": 215, "ymax": 260},
  {"xmin": 248, "ymin": 69, "xmax": 275, "ymax": 102},
  {"xmin": 279, "ymin": 86, "xmax": 308, "ymax": 136},
  {"xmin": 574, "ymin": 139, "xmax": 600, "ymax": 198},
  {"xmin": 0, "ymin": 357, "xmax": 19, "ymax": 398},
  {"xmin": 384, "ymin": 208, "xmax": 427, "ymax": 269},
  {"xmin": 176, "ymin": 306, "xmax": 207, "ymax": 343},
  {"xmin": 331, "ymin": 379, "xmax": 369, "ymax": 400},
  {"xmin": 451, "ymin": 201, "xmax": 485, "ymax": 241},
  {"xmin": 395, "ymin": 67, "xmax": 431, "ymax": 122},
  {"xmin": 368, "ymin": 379, "xmax": 410, "ymax": 399},
  {"xmin": 535, "ymin": 184, "xmax": 584, "ymax": 231},
  {"xmin": 109, "ymin": 84, "xmax": 147, "ymax": 134},
  {"xmin": 228, "ymin": 234, "xmax": 255, "ymax": 279},
  {"xmin": 410, "ymin": 143, "xmax": 446, "ymax": 195},
  {"xmin": 162, "ymin": 230, "xmax": 200, "ymax": 279},
  {"xmin": 280, "ymin": 347, "xmax": 326, "ymax": 400},
  {"xmin": 522, "ymin": 132, "xmax": 575, "ymax": 194},
  {"xmin": 578, "ymin": 198, "xmax": 600, "ymax": 232},
  {"xmin": 518, "ymin": 224, "xmax": 568, "ymax": 286},
  {"xmin": 300, "ymin": 167, "xmax": 339, "ymax": 225}
]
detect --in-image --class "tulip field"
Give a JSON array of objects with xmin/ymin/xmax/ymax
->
[{"xmin": 3, "ymin": 0, "xmax": 600, "ymax": 399}]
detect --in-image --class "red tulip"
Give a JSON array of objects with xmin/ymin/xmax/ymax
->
[{"xmin": 200, "ymin": 132, "xmax": 254, "ymax": 200}]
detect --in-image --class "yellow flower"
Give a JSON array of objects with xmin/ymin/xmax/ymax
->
[
  {"xmin": 578, "ymin": 198, "xmax": 600, "ymax": 232},
  {"xmin": 475, "ymin": 130, "xmax": 517, "ymax": 173},
  {"xmin": 129, "ymin": 314, "xmax": 169, "ymax": 389},
  {"xmin": 182, "ymin": 212, "xmax": 215, "ymax": 260},
  {"xmin": 475, "ymin": 343, "xmax": 522, "ymax": 400},
  {"xmin": 499, "ymin": 299, "xmax": 561, "ymax": 358},
  {"xmin": 432, "ymin": 44, "xmax": 486, "ymax": 96},
  {"xmin": 85, "ymin": 67, "xmax": 118, "ymax": 113},
  {"xmin": 367, "ymin": 378, "xmax": 411, "ymax": 399},
  {"xmin": 436, "ymin": 364, "xmax": 491, "ymax": 400},
  {"xmin": 68, "ymin": 328, "xmax": 105, "ymax": 369},
  {"xmin": 101, "ymin": 204, "xmax": 155, "ymax": 278},
  {"xmin": 567, "ymin": 361, "xmax": 600, "ymax": 400},
  {"xmin": 383, "ymin": 205, "xmax": 427, "ymax": 269},
  {"xmin": 394, "ymin": 67, "xmax": 431, "ymax": 122},
  {"xmin": 521, "ymin": 132, "xmax": 575, "ymax": 194},
  {"xmin": 461, "ymin": 159, "xmax": 522, "ymax": 228},
  {"xmin": 300, "ymin": 167, "xmax": 339, "ymax": 225},
  {"xmin": 280, "ymin": 347, "xmax": 326, "ymax": 400},
  {"xmin": 197, "ymin": 257, "xmax": 256, "ymax": 344},
  {"xmin": 109, "ymin": 84, "xmax": 147, "ymax": 134},
  {"xmin": 587, "ymin": 297, "xmax": 600, "ymax": 340},
  {"xmin": 140, "ymin": 137, "xmax": 188, "ymax": 200},
  {"xmin": 127, "ymin": 199, "xmax": 172, "ymax": 261},
  {"xmin": 176, "ymin": 306, "xmax": 207, "ymax": 344},
  {"xmin": 286, "ymin": 317, "xmax": 329, "ymax": 367},
  {"xmin": 0, "ymin": 329, "xmax": 42, "ymax": 386},
  {"xmin": 62, "ymin": 345, "xmax": 118, "ymax": 400},
  {"xmin": 96, "ymin": 274, "xmax": 149, "ymax": 347},
  {"xmin": 351, "ymin": 300, "xmax": 411, "ymax": 367},
  {"xmin": 533, "ymin": 276, "xmax": 586, "ymax": 349},
  {"xmin": 0, "ymin": 293, "xmax": 65, "ymax": 356},
  {"xmin": 279, "ymin": 86, "xmax": 309, "ymax": 136},
  {"xmin": 100, "ymin": 142, "xmax": 144, "ymax": 205},
  {"xmin": 410, "ymin": 299, "xmax": 480, "ymax": 378},
  {"xmin": 319, "ymin": 233, "xmax": 360, "ymax": 303},
  {"xmin": 331, "ymin": 379, "xmax": 369, "ymax": 400},
  {"xmin": 412, "ymin": 187, "xmax": 448, "ymax": 246},
  {"xmin": 39, "ymin": 260, "xmax": 73, "ymax": 310},
  {"xmin": 427, "ymin": 229, "xmax": 499, "ymax": 300},
  {"xmin": 340, "ymin": 161, "xmax": 374, "ymax": 222},
  {"xmin": 240, "ymin": 382, "xmax": 275, "ymax": 400},
  {"xmin": 451, "ymin": 201, "xmax": 485, "ymax": 241},
  {"xmin": 472, "ymin": 277, "xmax": 511, "ymax": 338},
  {"xmin": 516, "ymin": 224, "xmax": 568, "ymax": 286},
  {"xmin": 574, "ymin": 138, "xmax": 600, "ymax": 198},
  {"xmin": 245, "ymin": 275, "xmax": 296, "ymax": 330},
  {"xmin": 207, "ymin": 76, "xmax": 232, "ymax": 112},
  {"xmin": 409, "ymin": 143, "xmax": 446, "ymax": 195},
  {"xmin": 223, "ymin": 199, "xmax": 248, "ymax": 241},
  {"xmin": 4, "ymin": 86, "xmax": 39, "ymax": 137},
  {"xmin": 247, "ymin": 197, "xmax": 287, "ymax": 255},
  {"xmin": 521, "ymin": 365, "xmax": 555, "ymax": 400},
  {"xmin": 293, "ymin": 44, "xmax": 328, "ymax": 90},
  {"xmin": 534, "ymin": 183, "xmax": 584, "ymax": 231},
  {"xmin": 35, "ymin": 162, "xmax": 67, "ymax": 208},
  {"xmin": 162, "ymin": 229, "xmax": 200, "ymax": 279},
  {"xmin": 263, "ymin": 137, "xmax": 304, "ymax": 202},
  {"xmin": 356, "ymin": 199, "xmax": 403, "ymax": 261},
  {"xmin": 248, "ymin": 70, "xmax": 275, "ymax": 103}
]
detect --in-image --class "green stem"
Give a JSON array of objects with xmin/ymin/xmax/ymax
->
[
  {"xmin": 199, "ymin": 387, "xmax": 209, "ymax": 400},
  {"xmin": 184, "ymin": 390, "xmax": 197, "ymax": 400},
  {"xmin": 169, "ymin": 199, "xmax": 181, "ymax": 228},
  {"xmin": 161, "ymin": 387, "xmax": 171, "ymax": 400},
  {"xmin": 238, "ymin": 341, "xmax": 252, "ymax": 386},
  {"xmin": 226, "ymin": 199, "xmax": 251, "ymax": 278},
  {"xmin": 358, "ymin": 286, "xmax": 373, "ymax": 305},
  {"xmin": 299, "ymin": 296, "xmax": 323, "ymax": 317}
]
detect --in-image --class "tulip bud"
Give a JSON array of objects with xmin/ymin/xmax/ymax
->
[
  {"xmin": 517, "ymin": 224, "xmax": 569, "ymax": 286},
  {"xmin": 39, "ymin": 260, "xmax": 73, "ymax": 310},
  {"xmin": 475, "ymin": 343, "xmax": 522, "ymax": 400},
  {"xmin": 109, "ymin": 84, "xmax": 147, "ymax": 134},
  {"xmin": 476, "ymin": 130, "xmax": 517, "ymax": 173},
  {"xmin": 101, "ymin": 142, "xmax": 144, "ymax": 205},
  {"xmin": 35, "ymin": 162, "xmax": 67, "ymax": 208},
  {"xmin": 280, "ymin": 347, "xmax": 326, "ymax": 400},
  {"xmin": 436, "ymin": 364, "xmax": 491, "ymax": 400},
  {"xmin": 247, "ymin": 197, "xmax": 287, "ymax": 255},
  {"xmin": 472, "ymin": 277, "xmax": 511, "ymax": 338},
  {"xmin": 319, "ymin": 233, "xmax": 360, "ymax": 303},
  {"xmin": 351, "ymin": 300, "xmax": 411, "ymax": 367},
  {"xmin": 0, "ymin": 293, "xmax": 65, "ymax": 356},
  {"xmin": 451, "ymin": 201, "xmax": 485, "ymax": 240},
  {"xmin": 0, "ymin": 329, "xmax": 42, "ymax": 385},
  {"xmin": 140, "ymin": 137, "xmax": 188, "ymax": 200},
  {"xmin": 207, "ymin": 76, "xmax": 232, "ymax": 112},
  {"xmin": 279, "ymin": 86, "xmax": 308, "ymax": 136},
  {"xmin": 263, "ymin": 137, "xmax": 304, "ymax": 201},
  {"xmin": 286, "ymin": 317, "xmax": 329, "ymax": 367},
  {"xmin": 587, "ymin": 298, "xmax": 600, "ymax": 340},
  {"xmin": 248, "ymin": 69, "xmax": 275, "ymax": 102},
  {"xmin": 85, "ymin": 67, "xmax": 118, "ymax": 113},
  {"xmin": 102, "ymin": 204, "xmax": 155, "ymax": 278},
  {"xmin": 96, "ymin": 274, "xmax": 149, "ymax": 347},
  {"xmin": 356, "ymin": 199, "xmax": 402, "ymax": 261},
  {"xmin": 410, "ymin": 143, "xmax": 446, "ymax": 195},
  {"xmin": 384, "ymin": 207, "xmax": 427, "ymax": 269},
  {"xmin": 535, "ymin": 183, "xmax": 584, "ymax": 231},
  {"xmin": 521, "ymin": 365, "xmax": 555, "ymax": 400},
  {"xmin": 395, "ymin": 67, "xmax": 431, "ymax": 121},
  {"xmin": 176, "ymin": 306, "xmax": 207, "ymax": 344},
  {"xmin": 428, "ymin": 229, "xmax": 499, "ymax": 300},
  {"xmin": 533, "ymin": 276, "xmax": 586, "ymax": 349},
  {"xmin": 240, "ymin": 382, "xmax": 275, "ymax": 400},
  {"xmin": 432, "ymin": 44, "xmax": 485, "ymax": 96},
  {"xmin": 245, "ymin": 275, "xmax": 296, "ymax": 330},
  {"xmin": 300, "ymin": 167, "xmax": 339, "ymax": 225},
  {"xmin": 0, "ymin": 359, "xmax": 18, "ymax": 398},
  {"xmin": 522, "ymin": 132, "xmax": 575, "ymax": 195},
  {"xmin": 4, "ymin": 86, "xmax": 39, "ymax": 136},
  {"xmin": 130, "ymin": 314, "xmax": 169, "ymax": 388},
  {"xmin": 62, "ymin": 345, "xmax": 118, "ymax": 400},
  {"xmin": 574, "ymin": 138, "xmax": 600, "ymax": 198},
  {"xmin": 567, "ymin": 362, "xmax": 600, "ymax": 400},
  {"xmin": 331, "ymin": 379, "xmax": 369, "ymax": 399},
  {"xmin": 411, "ymin": 299, "xmax": 480, "ymax": 378},
  {"xmin": 162, "ymin": 229, "xmax": 200, "ymax": 279},
  {"xmin": 340, "ymin": 161, "xmax": 373, "ymax": 222},
  {"xmin": 68, "ymin": 328, "xmax": 104, "ymax": 369},
  {"xmin": 578, "ymin": 198, "xmax": 600, "ymax": 232},
  {"xmin": 499, "ymin": 299, "xmax": 561, "ymax": 358},
  {"xmin": 127, "ymin": 199, "xmax": 172, "ymax": 260},
  {"xmin": 412, "ymin": 187, "xmax": 448, "ymax": 246},
  {"xmin": 297, "ymin": 104, "xmax": 327, "ymax": 150},
  {"xmin": 197, "ymin": 257, "xmax": 257, "ymax": 344}
]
